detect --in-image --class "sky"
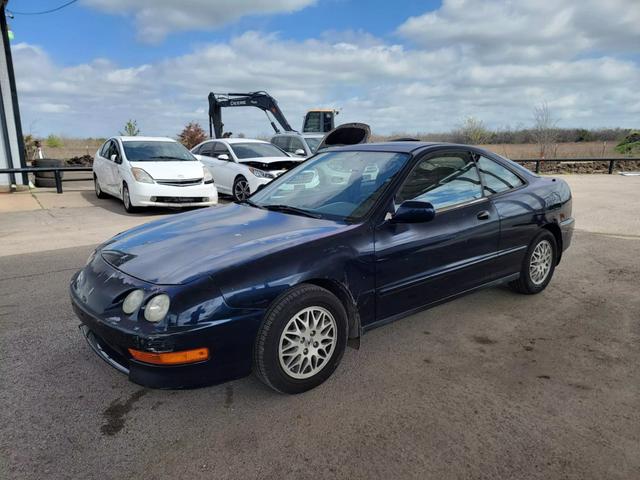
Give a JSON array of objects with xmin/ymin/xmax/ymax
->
[{"xmin": 6, "ymin": 0, "xmax": 640, "ymax": 138}]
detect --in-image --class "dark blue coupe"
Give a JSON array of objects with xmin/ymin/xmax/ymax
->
[{"xmin": 70, "ymin": 142, "xmax": 574, "ymax": 393}]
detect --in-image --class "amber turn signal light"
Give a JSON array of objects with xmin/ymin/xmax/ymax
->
[{"xmin": 128, "ymin": 347, "xmax": 210, "ymax": 365}]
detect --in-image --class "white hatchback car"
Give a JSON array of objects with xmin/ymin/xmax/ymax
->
[
  {"xmin": 191, "ymin": 138, "xmax": 303, "ymax": 200},
  {"xmin": 93, "ymin": 136, "xmax": 218, "ymax": 212}
]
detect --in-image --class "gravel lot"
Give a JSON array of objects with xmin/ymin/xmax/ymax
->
[{"xmin": 1, "ymin": 175, "xmax": 639, "ymax": 479}]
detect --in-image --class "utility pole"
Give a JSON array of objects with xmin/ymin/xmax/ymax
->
[{"xmin": 0, "ymin": 0, "xmax": 28, "ymax": 187}]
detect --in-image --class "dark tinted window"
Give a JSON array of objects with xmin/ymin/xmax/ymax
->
[
  {"xmin": 212, "ymin": 142, "xmax": 230, "ymax": 158},
  {"xmin": 197, "ymin": 142, "xmax": 214, "ymax": 157},
  {"xmin": 397, "ymin": 152, "xmax": 482, "ymax": 209},
  {"xmin": 477, "ymin": 156, "xmax": 524, "ymax": 194},
  {"xmin": 231, "ymin": 142, "xmax": 288, "ymax": 159}
]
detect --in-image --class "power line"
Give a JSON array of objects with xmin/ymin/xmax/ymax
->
[{"xmin": 7, "ymin": 0, "xmax": 79, "ymax": 16}]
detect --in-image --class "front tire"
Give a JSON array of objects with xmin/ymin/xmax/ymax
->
[
  {"xmin": 122, "ymin": 183, "xmax": 138, "ymax": 213},
  {"xmin": 509, "ymin": 230, "xmax": 557, "ymax": 294},
  {"xmin": 233, "ymin": 176, "xmax": 250, "ymax": 201},
  {"xmin": 254, "ymin": 284, "xmax": 348, "ymax": 394}
]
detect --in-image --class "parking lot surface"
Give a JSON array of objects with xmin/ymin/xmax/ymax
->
[{"xmin": 1, "ymin": 175, "xmax": 639, "ymax": 479}]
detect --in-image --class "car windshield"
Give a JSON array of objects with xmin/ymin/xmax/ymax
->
[
  {"xmin": 231, "ymin": 142, "xmax": 288, "ymax": 159},
  {"xmin": 250, "ymin": 150, "xmax": 409, "ymax": 221},
  {"xmin": 304, "ymin": 137, "xmax": 322, "ymax": 153},
  {"xmin": 122, "ymin": 141, "xmax": 195, "ymax": 162}
]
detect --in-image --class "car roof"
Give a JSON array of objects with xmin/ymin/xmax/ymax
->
[
  {"xmin": 327, "ymin": 141, "xmax": 444, "ymax": 153},
  {"xmin": 218, "ymin": 138, "xmax": 268, "ymax": 144},
  {"xmin": 116, "ymin": 136, "xmax": 177, "ymax": 143}
]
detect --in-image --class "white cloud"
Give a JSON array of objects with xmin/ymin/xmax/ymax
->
[
  {"xmin": 12, "ymin": 8, "xmax": 640, "ymax": 139},
  {"xmin": 82, "ymin": 0, "xmax": 317, "ymax": 43},
  {"xmin": 398, "ymin": 0, "xmax": 640, "ymax": 62}
]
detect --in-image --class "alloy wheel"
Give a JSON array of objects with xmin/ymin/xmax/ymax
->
[
  {"xmin": 529, "ymin": 239, "xmax": 553, "ymax": 285},
  {"xmin": 278, "ymin": 306, "xmax": 337, "ymax": 380},
  {"xmin": 234, "ymin": 179, "xmax": 250, "ymax": 200}
]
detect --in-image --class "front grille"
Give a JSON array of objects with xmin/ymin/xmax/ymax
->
[
  {"xmin": 156, "ymin": 178, "xmax": 203, "ymax": 186},
  {"xmin": 152, "ymin": 196, "xmax": 209, "ymax": 203}
]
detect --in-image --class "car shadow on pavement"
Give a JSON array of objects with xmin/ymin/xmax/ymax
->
[{"xmin": 79, "ymin": 190, "xmax": 206, "ymax": 217}]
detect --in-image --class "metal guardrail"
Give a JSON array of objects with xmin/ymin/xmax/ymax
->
[
  {"xmin": 0, "ymin": 166, "xmax": 92, "ymax": 193},
  {"xmin": 513, "ymin": 158, "xmax": 640, "ymax": 174},
  {"xmin": 1, "ymin": 158, "xmax": 639, "ymax": 194}
]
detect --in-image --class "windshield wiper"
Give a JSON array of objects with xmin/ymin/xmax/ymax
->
[
  {"xmin": 236, "ymin": 198, "xmax": 264, "ymax": 209},
  {"xmin": 262, "ymin": 204, "xmax": 322, "ymax": 219},
  {"xmin": 148, "ymin": 156, "xmax": 187, "ymax": 161}
]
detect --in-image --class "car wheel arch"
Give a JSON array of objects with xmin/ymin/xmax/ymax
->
[
  {"xmin": 302, "ymin": 278, "xmax": 361, "ymax": 342},
  {"xmin": 542, "ymin": 222, "xmax": 562, "ymax": 264}
]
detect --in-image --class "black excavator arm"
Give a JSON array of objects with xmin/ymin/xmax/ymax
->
[{"xmin": 208, "ymin": 91, "xmax": 295, "ymax": 138}]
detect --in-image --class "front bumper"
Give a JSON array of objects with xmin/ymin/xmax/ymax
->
[
  {"xmin": 560, "ymin": 217, "xmax": 575, "ymax": 251},
  {"xmin": 70, "ymin": 261, "xmax": 263, "ymax": 389},
  {"xmin": 129, "ymin": 182, "xmax": 218, "ymax": 208}
]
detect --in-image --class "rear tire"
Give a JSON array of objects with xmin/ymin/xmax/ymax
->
[
  {"xmin": 122, "ymin": 183, "xmax": 138, "ymax": 213},
  {"xmin": 94, "ymin": 175, "xmax": 107, "ymax": 199},
  {"xmin": 509, "ymin": 230, "xmax": 557, "ymax": 294},
  {"xmin": 254, "ymin": 284, "xmax": 348, "ymax": 394}
]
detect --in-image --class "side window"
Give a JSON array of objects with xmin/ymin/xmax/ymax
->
[
  {"xmin": 106, "ymin": 141, "xmax": 120, "ymax": 161},
  {"xmin": 99, "ymin": 140, "xmax": 111, "ymax": 158},
  {"xmin": 477, "ymin": 156, "xmax": 524, "ymax": 195},
  {"xmin": 396, "ymin": 152, "xmax": 482, "ymax": 209},
  {"xmin": 271, "ymin": 137, "xmax": 286, "ymax": 150},
  {"xmin": 198, "ymin": 142, "xmax": 214, "ymax": 157},
  {"xmin": 289, "ymin": 137, "xmax": 304, "ymax": 153},
  {"xmin": 212, "ymin": 142, "xmax": 230, "ymax": 159}
]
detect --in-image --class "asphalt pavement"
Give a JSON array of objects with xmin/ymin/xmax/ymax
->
[{"xmin": 1, "ymin": 175, "xmax": 639, "ymax": 479}]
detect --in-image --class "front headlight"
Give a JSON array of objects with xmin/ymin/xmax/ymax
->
[
  {"xmin": 144, "ymin": 294, "xmax": 170, "ymax": 323},
  {"xmin": 203, "ymin": 167, "xmax": 213, "ymax": 184},
  {"xmin": 248, "ymin": 167, "xmax": 274, "ymax": 179},
  {"xmin": 122, "ymin": 289, "xmax": 144, "ymax": 314},
  {"xmin": 131, "ymin": 167, "xmax": 154, "ymax": 184}
]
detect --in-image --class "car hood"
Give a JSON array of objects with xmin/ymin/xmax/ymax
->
[
  {"xmin": 129, "ymin": 160, "xmax": 204, "ymax": 180},
  {"xmin": 99, "ymin": 203, "xmax": 352, "ymax": 285}
]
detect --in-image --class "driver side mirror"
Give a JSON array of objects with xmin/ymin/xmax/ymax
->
[
  {"xmin": 217, "ymin": 154, "xmax": 229, "ymax": 161},
  {"xmin": 110, "ymin": 154, "xmax": 122, "ymax": 164},
  {"xmin": 294, "ymin": 148, "xmax": 306, "ymax": 156},
  {"xmin": 391, "ymin": 200, "xmax": 435, "ymax": 223}
]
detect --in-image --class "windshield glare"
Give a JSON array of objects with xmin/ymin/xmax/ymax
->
[
  {"xmin": 123, "ymin": 141, "xmax": 195, "ymax": 162},
  {"xmin": 231, "ymin": 143, "xmax": 288, "ymax": 159},
  {"xmin": 251, "ymin": 150, "xmax": 409, "ymax": 221}
]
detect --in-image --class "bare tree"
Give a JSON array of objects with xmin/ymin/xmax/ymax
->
[
  {"xmin": 456, "ymin": 116, "xmax": 491, "ymax": 145},
  {"xmin": 532, "ymin": 102, "xmax": 558, "ymax": 159}
]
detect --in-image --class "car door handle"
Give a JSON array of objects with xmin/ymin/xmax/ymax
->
[{"xmin": 477, "ymin": 210, "xmax": 490, "ymax": 220}]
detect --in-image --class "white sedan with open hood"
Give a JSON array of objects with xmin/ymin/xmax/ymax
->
[
  {"xmin": 191, "ymin": 138, "xmax": 304, "ymax": 201},
  {"xmin": 93, "ymin": 136, "xmax": 218, "ymax": 212}
]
